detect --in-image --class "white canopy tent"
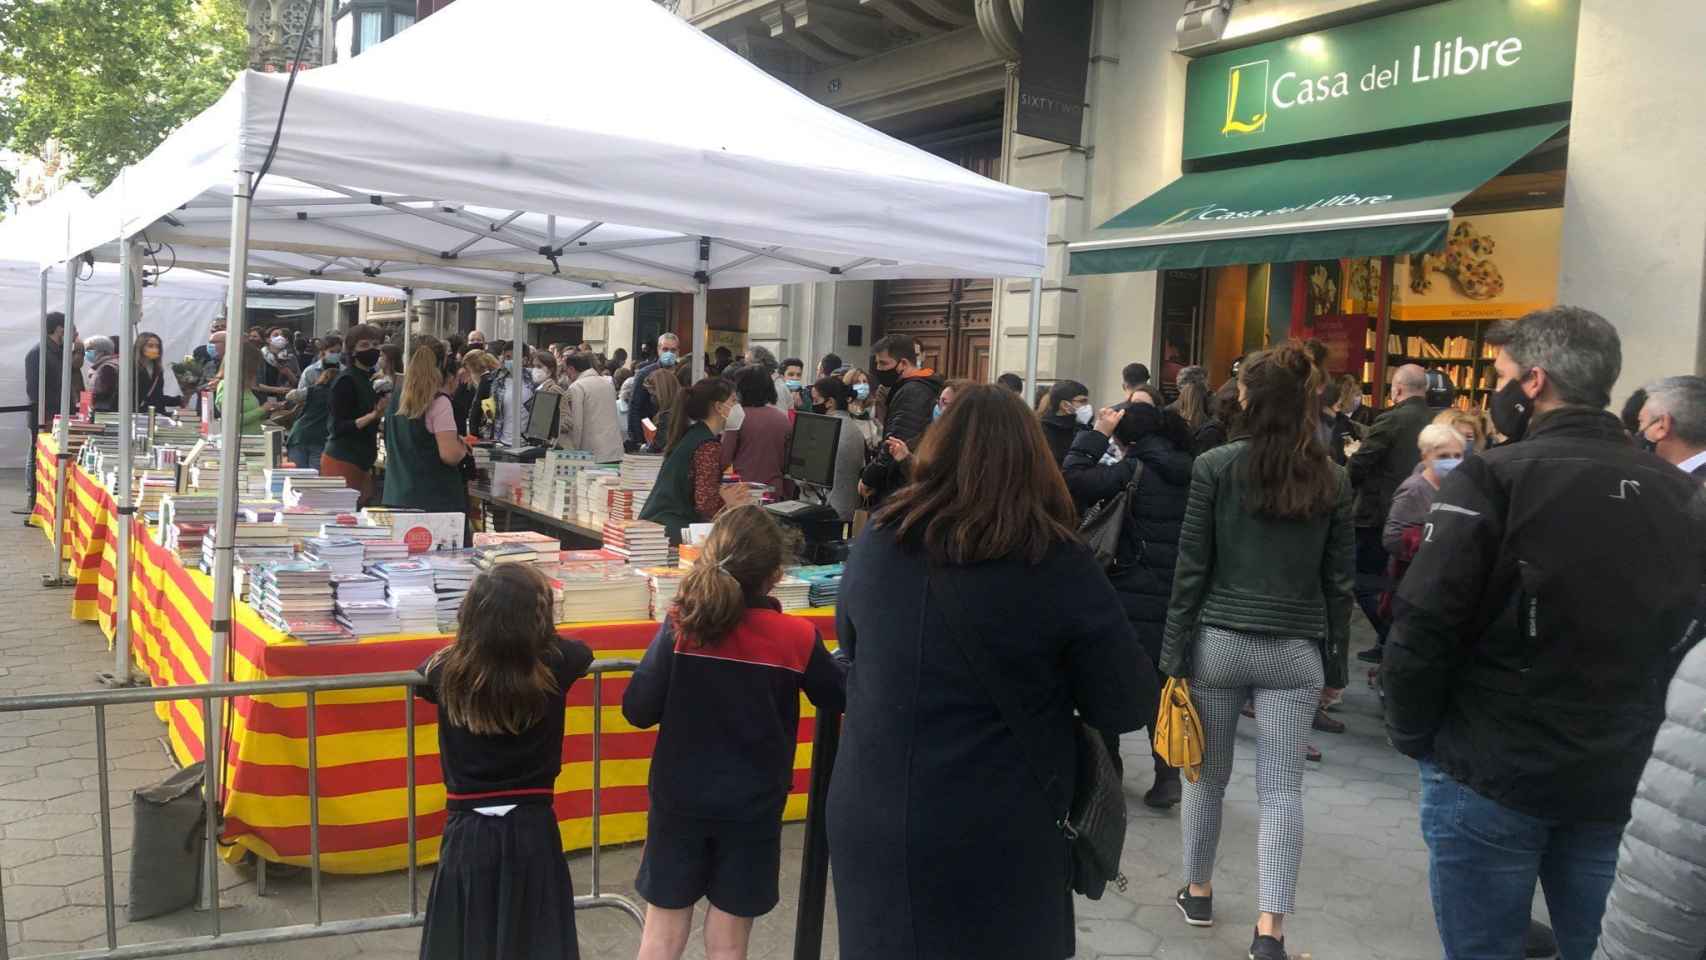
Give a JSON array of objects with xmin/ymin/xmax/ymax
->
[{"xmin": 58, "ymin": 0, "xmax": 1047, "ymax": 857}]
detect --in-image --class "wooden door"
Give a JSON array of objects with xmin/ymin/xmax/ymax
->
[{"xmin": 874, "ymin": 278, "xmax": 993, "ymax": 382}]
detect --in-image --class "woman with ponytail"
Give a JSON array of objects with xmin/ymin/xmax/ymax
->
[
  {"xmin": 639, "ymin": 377, "xmax": 750, "ymax": 543},
  {"xmin": 1158, "ymin": 342, "xmax": 1354, "ymax": 960},
  {"xmin": 380, "ymin": 335, "xmax": 469, "ymax": 514},
  {"xmin": 623, "ymin": 506, "xmax": 846, "ymax": 960}
]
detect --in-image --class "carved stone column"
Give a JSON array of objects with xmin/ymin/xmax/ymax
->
[{"xmin": 246, "ymin": 0, "xmax": 327, "ymax": 71}]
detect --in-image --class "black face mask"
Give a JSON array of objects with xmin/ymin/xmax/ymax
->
[
  {"xmin": 811, "ymin": 402, "xmax": 829, "ymax": 415},
  {"xmin": 872, "ymin": 366, "xmax": 902, "ymax": 389},
  {"xmin": 1489, "ymin": 378, "xmax": 1532, "ymax": 443},
  {"xmin": 353, "ymin": 347, "xmax": 382, "ymax": 369}
]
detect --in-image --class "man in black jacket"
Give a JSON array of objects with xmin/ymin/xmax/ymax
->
[
  {"xmin": 1384, "ymin": 306, "xmax": 1706, "ymax": 960},
  {"xmin": 626, "ymin": 332, "xmax": 681, "ymax": 448},
  {"xmin": 22, "ymin": 311, "xmax": 78, "ymax": 521},
  {"xmin": 1346, "ymin": 363, "xmax": 1432, "ymax": 662},
  {"xmin": 1632, "ymin": 375, "xmax": 1706, "ymax": 479},
  {"xmin": 857, "ymin": 334, "xmax": 941, "ymax": 504}
]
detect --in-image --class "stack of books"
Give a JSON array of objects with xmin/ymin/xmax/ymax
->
[
  {"xmin": 304, "ymin": 536, "xmax": 366, "ymax": 577},
  {"xmin": 265, "ymin": 468, "xmax": 319, "ymax": 500},
  {"xmin": 133, "ymin": 471, "xmax": 177, "ymax": 522},
  {"xmin": 677, "ymin": 542, "xmax": 702, "ymax": 569},
  {"xmin": 336, "ymin": 599, "xmax": 400, "ymax": 636},
  {"xmin": 331, "ymin": 573, "xmax": 386, "ymax": 604},
  {"xmin": 372, "ymin": 559, "xmax": 438, "ymax": 634},
  {"xmin": 602, "ymin": 519, "xmax": 669, "ymax": 565},
  {"xmin": 427, "ymin": 551, "xmax": 479, "ymax": 623},
  {"xmin": 641, "ymin": 566, "xmax": 686, "ymax": 620},
  {"xmin": 161, "ymin": 522, "xmax": 210, "ymax": 565},
  {"xmin": 574, "ymin": 470, "xmax": 622, "ymax": 527},
  {"xmin": 278, "ymin": 506, "xmax": 343, "ymax": 543},
  {"xmin": 474, "ymin": 543, "xmax": 538, "ymax": 569},
  {"xmin": 472, "ymin": 531, "xmax": 560, "ymax": 563},
  {"xmin": 362, "ymin": 539, "xmax": 413, "ymax": 565},
  {"xmin": 284, "ymin": 476, "xmax": 361, "ymax": 514},
  {"xmin": 770, "ymin": 575, "xmax": 812, "ymax": 611},
  {"xmin": 528, "ymin": 450, "xmax": 598, "ymax": 518},
  {"xmin": 201, "ymin": 520, "xmax": 294, "ymax": 579},
  {"xmin": 240, "ymin": 501, "xmax": 284, "ymax": 524},
  {"xmin": 794, "ymin": 565, "xmax": 844, "ymax": 608},
  {"xmin": 249, "ymin": 560, "xmax": 336, "ymax": 635},
  {"xmin": 556, "ymin": 569, "xmax": 651, "ymax": 622}
]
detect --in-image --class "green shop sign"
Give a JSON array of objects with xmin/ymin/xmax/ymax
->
[{"xmin": 1183, "ymin": 0, "xmax": 1579, "ymax": 163}]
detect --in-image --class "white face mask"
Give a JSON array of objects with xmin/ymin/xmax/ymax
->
[
  {"xmin": 531, "ymin": 367, "xmax": 549, "ymax": 384},
  {"xmin": 1075, "ymin": 403, "xmax": 1095, "ymax": 426}
]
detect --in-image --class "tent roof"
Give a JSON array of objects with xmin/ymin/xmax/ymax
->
[
  {"xmin": 70, "ymin": 0, "xmax": 1046, "ymax": 296},
  {"xmin": 0, "ymin": 185, "xmax": 96, "ymax": 265}
]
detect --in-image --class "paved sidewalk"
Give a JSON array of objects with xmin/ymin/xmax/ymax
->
[{"xmin": 0, "ymin": 468, "xmax": 1454, "ymax": 959}]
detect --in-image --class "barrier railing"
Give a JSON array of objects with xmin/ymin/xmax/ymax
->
[{"xmin": 0, "ymin": 658, "xmax": 644, "ymax": 960}]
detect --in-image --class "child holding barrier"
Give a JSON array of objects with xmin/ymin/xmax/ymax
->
[
  {"xmin": 413, "ymin": 563, "xmax": 594, "ymax": 959},
  {"xmin": 623, "ymin": 505, "xmax": 847, "ymax": 960}
]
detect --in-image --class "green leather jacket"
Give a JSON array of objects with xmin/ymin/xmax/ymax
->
[{"xmin": 1159, "ymin": 439, "xmax": 1355, "ymax": 684}]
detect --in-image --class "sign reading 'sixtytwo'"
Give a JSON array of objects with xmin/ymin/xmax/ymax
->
[{"xmin": 1183, "ymin": 0, "xmax": 1580, "ymax": 162}]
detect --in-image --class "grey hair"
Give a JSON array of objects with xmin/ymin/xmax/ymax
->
[
  {"xmin": 656, "ymin": 332, "xmax": 680, "ymax": 347},
  {"xmin": 1643, "ymin": 375, "xmax": 1706, "ymax": 446},
  {"xmin": 1176, "ymin": 365, "xmax": 1209, "ymax": 389},
  {"xmin": 1485, "ymin": 306, "xmax": 1621, "ymax": 408},
  {"xmin": 1392, "ymin": 365, "xmax": 1428, "ymax": 393},
  {"xmin": 746, "ymin": 345, "xmax": 778, "ymax": 375},
  {"xmin": 85, "ymin": 336, "xmax": 115, "ymax": 356}
]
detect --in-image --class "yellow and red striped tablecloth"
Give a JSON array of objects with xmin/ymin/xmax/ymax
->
[{"xmin": 30, "ymin": 435, "xmax": 835, "ymax": 874}]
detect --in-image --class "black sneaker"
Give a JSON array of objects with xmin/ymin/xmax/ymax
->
[
  {"xmin": 1144, "ymin": 777, "xmax": 1182, "ymax": 809},
  {"xmin": 1356, "ymin": 646, "xmax": 1384, "ymax": 663},
  {"xmin": 1174, "ymin": 886, "xmax": 1212, "ymax": 927},
  {"xmin": 1525, "ymin": 919, "xmax": 1558, "ymax": 959},
  {"xmin": 1249, "ymin": 930, "xmax": 1288, "ymax": 960}
]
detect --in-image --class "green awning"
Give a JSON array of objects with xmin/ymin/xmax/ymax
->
[
  {"xmin": 524, "ymin": 297, "xmax": 615, "ymax": 321},
  {"xmin": 1069, "ymin": 121, "xmax": 1564, "ymax": 275}
]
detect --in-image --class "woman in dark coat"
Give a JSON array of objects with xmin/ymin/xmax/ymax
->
[
  {"xmin": 829, "ymin": 383, "xmax": 1156, "ymax": 960},
  {"xmin": 1036, "ymin": 379, "xmax": 1092, "ymax": 467},
  {"xmin": 1061, "ymin": 388, "xmax": 1194, "ymax": 809}
]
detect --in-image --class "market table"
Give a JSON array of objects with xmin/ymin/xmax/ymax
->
[
  {"xmin": 30, "ymin": 434, "xmax": 837, "ymax": 874},
  {"xmin": 466, "ymin": 483, "xmax": 605, "ymax": 547}
]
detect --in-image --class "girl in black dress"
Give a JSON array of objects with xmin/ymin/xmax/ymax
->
[{"xmin": 414, "ymin": 564, "xmax": 593, "ymax": 960}]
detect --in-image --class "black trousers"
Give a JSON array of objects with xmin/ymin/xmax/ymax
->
[
  {"xmin": 22, "ymin": 409, "xmax": 38, "ymax": 510},
  {"xmin": 1354, "ymin": 525, "xmax": 1391, "ymax": 644}
]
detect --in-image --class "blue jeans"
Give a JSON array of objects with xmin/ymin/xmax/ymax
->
[
  {"xmin": 287, "ymin": 442, "xmax": 324, "ymax": 472},
  {"xmin": 1418, "ymin": 759, "xmax": 1622, "ymax": 960}
]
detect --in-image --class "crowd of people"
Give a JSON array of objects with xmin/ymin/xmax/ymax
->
[{"xmin": 21, "ymin": 306, "xmax": 1706, "ymax": 960}]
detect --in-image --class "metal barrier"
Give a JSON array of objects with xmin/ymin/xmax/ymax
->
[
  {"xmin": 0, "ymin": 658, "xmax": 645, "ymax": 960},
  {"xmin": 791, "ymin": 707, "xmax": 841, "ymax": 960}
]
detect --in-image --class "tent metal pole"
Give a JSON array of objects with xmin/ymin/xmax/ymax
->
[
  {"xmin": 208, "ymin": 171, "xmax": 255, "ymax": 873},
  {"xmin": 402, "ymin": 287, "xmax": 416, "ymax": 373},
  {"xmin": 100, "ymin": 237, "xmax": 144, "ymax": 687},
  {"xmin": 509, "ymin": 279, "xmax": 526, "ymax": 446},
  {"xmin": 692, "ymin": 238, "xmax": 710, "ymax": 383},
  {"xmin": 45, "ymin": 260, "xmax": 79, "ymax": 587},
  {"xmin": 32, "ymin": 268, "xmax": 49, "ymax": 534},
  {"xmin": 1023, "ymin": 278, "xmax": 1042, "ymax": 406}
]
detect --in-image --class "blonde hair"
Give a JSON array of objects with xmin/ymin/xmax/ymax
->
[
  {"xmin": 1418, "ymin": 422, "xmax": 1467, "ymax": 457},
  {"xmin": 1432, "ymin": 408, "xmax": 1490, "ymax": 452},
  {"xmin": 399, "ymin": 336, "xmax": 445, "ymax": 419},
  {"xmin": 670, "ymin": 506, "xmax": 789, "ymax": 647},
  {"xmin": 462, "ymin": 349, "xmax": 497, "ymax": 378}
]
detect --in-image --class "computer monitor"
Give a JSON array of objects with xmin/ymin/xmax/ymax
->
[
  {"xmin": 785, "ymin": 411, "xmax": 842, "ymax": 490},
  {"xmin": 524, "ymin": 389, "xmax": 560, "ymax": 444}
]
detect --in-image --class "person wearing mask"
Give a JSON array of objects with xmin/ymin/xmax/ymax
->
[
  {"xmin": 1432, "ymin": 407, "xmax": 1490, "ymax": 458},
  {"xmin": 815, "ymin": 353, "xmax": 842, "ymax": 382},
  {"xmin": 85, "ymin": 336, "xmax": 122, "ymax": 413},
  {"xmin": 721, "ymin": 367, "xmax": 790, "ymax": 493},
  {"xmin": 447, "ymin": 349, "xmax": 480, "ymax": 437},
  {"xmin": 1379, "ymin": 424, "xmax": 1466, "ymax": 631},
  {"xmin": 1383, "ymin": 306, "xmax": 1706, "ymax": 960},
  {"xmin": 134, "ymin": 331, "xmax": 181, "ymax": 413},
  {"xmin": 1345, "ymin": 363, "xmax": 1432, "ymax": 664},
  {"xmin": 382, "ymin": 337, "xmax": 469, "ymax": 515},
  {"xmin": 200, "ymin": 329, "xmax": 228, "ymax": 391},
  {"xmin": 1123, "ymin": 362, "xmax": 1151, "ymax": 393},
  {"xmin": 996, "ymin": 372, "xmax": 1024, "ymax": 394},
  {"xmin": 1063, "ymin": 386, "xmax": 1196, "ymax": 810},
  {"xmin": 298, "ymin": 333, "xmax": 343, "ymax": 391},
  {"xmin": 213, "ymin": 342, "xmax": 282, "ymax": 436},
  {"xmin": 22, "ymin": 312, "xmax": 79, "ymax": 519},
  {"xmin": 840, "ymin": 367, "xmax": 880, "ymax": 451},
  {"xmin": 1328, "ymin": 376, "xmax": 1370, "ymax": 465},
  {"xmin": 639, "ymin": 379, "xmax": 751, "ymax": 543},
  {"xmin": 1590, "ymin": 639, "xmax": 1706, "ymax": 960},
  {"xmin": 1160, "ymin": 343, "xmax": 1353, "ymax": 960},
  {"xmin": 193, "ymin": 321, "xmax": 225, "ymax": 368},
  {"xmin": 623, "ymin": 506, "xmax": 846, "ymax": 960},
  {"xmin": 528, "ymin": 350, "xmax": 567, "ymax": 444},
  {"xmin": 610, "ymin": 347, "xmax": 628, "ymax": 373},
  {"xmin": 1037, "ymin": 380, "xmax": 1093, "ymax": 468},
  {"xmin": 560, "ymin": 352, "xmax": 625, "ymax": 462},
  {"xmin": 1634, "ymin": 375, "xmax": 1706, "ymax": 478},
  {"xmin": 804, "ymin": 377, "xmax": 874, "ymax": 521},
  {"xmin": 490, "ymin": 344, "xmax": 537, "ymax": 446},
  {"xmin": 462, "ymin": 350, "xmax": 498, "ymax": 440},
  {"xmin": 465, "ymin": 330, "xmax": 486, "ymax": 352},
  {"xmin": 286, "ymin": 357, "xmax": 338, "ymax": 472},
  {"xmin": 856, "ymin": 335, "xmax": 941, "ymax": 504},
  {"xmin": 1339, "ymin": 373, "xmax": 1374, "ymax": 427},
  {"xmin": 293, "ymin": 332, "xmax": 315, "ymax": 374},
  {"xmin": 775, "ymin": 357, "xmax": 806, "ymax": 415},
  {"xmin": 829, "ymin": 383, "xmax": 1153, "ymax": 960},
  {"xmin": 629, "ymin": 333, "xmax": 683, "ymax": 447},
  {"xmin": 1618, "ymin": 387, "xmax": 1648, "ymax": 437},
  {"xmin": 321, "ymin": 325, "xmax": 386, "ymax": 506},
  {"xmin": 374, "ymin": 343, "xmax": 404, "ymax": 395},
  {"xmin": 256, "ymin": 330, "xmax": 299, "ymax": 399}
]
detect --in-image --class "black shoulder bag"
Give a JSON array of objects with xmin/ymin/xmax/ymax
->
[
  {"xmin": 927, "ymin": 568, "xmax": 1129, "ymax": 899},
  {"xmin": 1078, "ymin": 460, "xmax": 1144, "ymax": 571}
]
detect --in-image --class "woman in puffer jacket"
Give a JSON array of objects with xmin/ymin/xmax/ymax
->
[
  {"xmin": 1593, "ymin": 639, "xmax": 1706, "ymax": 960},
  {"xmin": 1062, "ymin": 386, "xmax": 1195, "ymax": 810}
]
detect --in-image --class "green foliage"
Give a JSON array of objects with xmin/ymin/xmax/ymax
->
[{"xmin": 0, "ymin": 0, "xmax": 247, "ymax": 200}]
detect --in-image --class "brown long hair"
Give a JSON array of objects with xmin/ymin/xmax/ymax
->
[
  {"xmin": 877, "ymin": 382, "xmax": 1078, "ymax": 565},
  {"xmin": 664, "ymin": 378, "xmax": 733, "ymax": 455},
  {"xmin": 399, "ymin": 336, "xmax": 446, "ymax": 418},
  {"xmin": 1240, "ymin": 342, "xmax": 1339, "ymax": 520},
  {"xmin": 670, "ymin": 506, "xmax": 790, "ymax": 647},
  {"xmin": 427, "ymin": 564, "xmax": 562, "ymax": 735}
]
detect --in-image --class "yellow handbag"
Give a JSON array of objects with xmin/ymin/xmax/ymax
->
[{"xmin": 1154, "ymin": 677, "xmax": 1206, "ymax": 783}]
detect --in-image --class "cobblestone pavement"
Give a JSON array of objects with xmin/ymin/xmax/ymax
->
[{"xmin": 0, "ymin": 469, "xmax": 1459, "ymax": 959}]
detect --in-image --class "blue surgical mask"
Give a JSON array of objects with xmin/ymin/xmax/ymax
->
[
  {"xmin": 207, "ymin": 342, "xmax": 221, "ymax": 359},
  {"xmin": 932, "ymin": 403, "xmax": 945, "ymax": 421},
  {"xmin": 852, "ymin": 382, "xmax": 870, "ymax": 400},
  {"xmin": 503, "ymin": 359, "xmax": 514, "ymax": 372},
  {"xmin": 323, "ymin": 351, "xmax": 342, "ymax": 365},
  {"xmin": 659, "ymin": 351, "xmax": 678, "ymax": 367},
  {"xmin": 1433, "ymin": 457, "xmax": 1463, "ymax": 478},
  {"xmin": 784, "ymin": 379, "xmax": 802, "ymax": 392},
  {"xmin": 84, "ymin": 350, "xmax": 98, "ymax": 366}
]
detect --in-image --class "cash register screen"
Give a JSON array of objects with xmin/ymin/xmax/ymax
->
[
  {"xmin": 785, "ymin": 412, "xmax": 842, "ymax": 490},
  {"xmin": 524, "ymin": 389, "xmax": 560, "ymax": 443}
]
